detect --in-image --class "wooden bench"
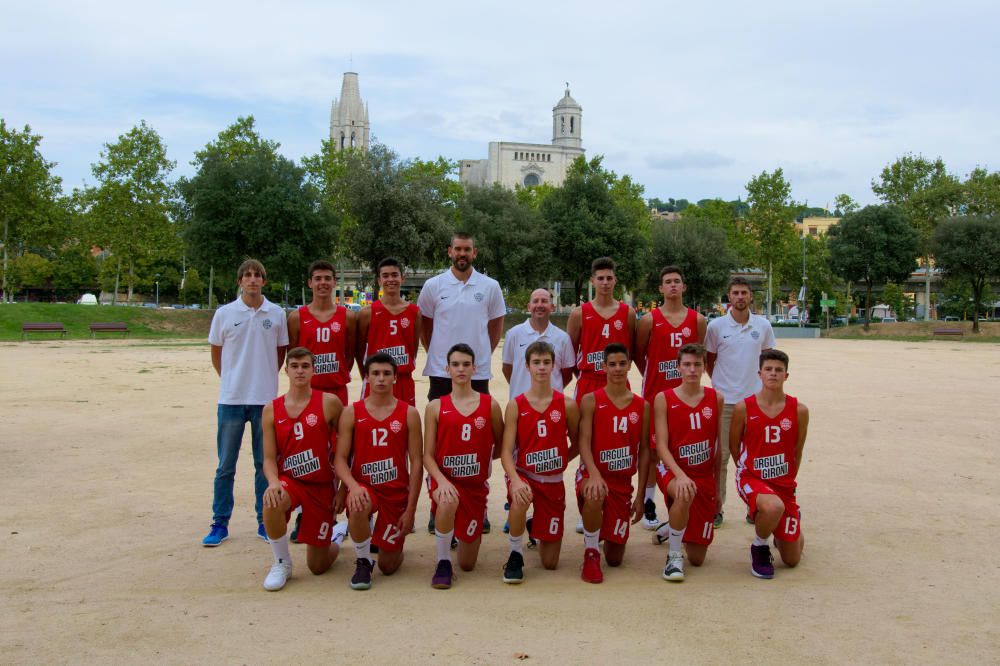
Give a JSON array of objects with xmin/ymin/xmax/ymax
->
[
  {"xmin": 932, "ymin": 327, "xmax": 963, "ymax": 338},
  {"xmin": 90, "ymin": 322, "xmax": 130, "ymax": 338},
  {"xmin": 21, "ymin": 322, "xmax": 67, "ymax": 340}
]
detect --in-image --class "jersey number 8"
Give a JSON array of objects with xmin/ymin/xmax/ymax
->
[{"xmin": 461, "ymin": 423, "xmax": 472, "ymax": 441}]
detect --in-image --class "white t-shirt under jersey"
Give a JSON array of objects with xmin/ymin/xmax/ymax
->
[
  {"xmin": 208, "ymin": 296, "xmax": 288, "ymax": 405},
  {"xmin": 704, "ymin": 310, "xmax": 776, "ymax": 404}
]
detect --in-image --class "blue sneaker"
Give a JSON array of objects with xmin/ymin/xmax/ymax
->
[
  {"xmin": 202, "ymin": 523, "xmax": 228, "ymax": 547},
  {"xmin": 257, "ymin": 523, "xmax": 269, "ymax": 542}
]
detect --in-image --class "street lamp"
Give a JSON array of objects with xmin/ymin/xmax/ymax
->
[
  {"xmin": 798, "ymin": 232, "xmax": 807, "ymax": 327},
  {"xmin": 155, "ymin": 273, "xmax": 160, "ymax": 307}
]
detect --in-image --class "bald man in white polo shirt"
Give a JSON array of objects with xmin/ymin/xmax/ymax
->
[
  {"xmin": 704, "ymin": 276, "xmax": 775, "ymax": 528},
  {"xmin": 418, "ymin": 232, "xmax": 506, "ymax": 401},
  {"xmin": 503, "ymin": 288, "xmax": 574, "ymax": 399}
]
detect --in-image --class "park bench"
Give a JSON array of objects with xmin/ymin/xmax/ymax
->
[
  {"xmin": 89, "ymin": 322, "xmax": 130, "ymax": 338},
  {"xmin": 932, "ymin": 327, "xmax": 963, "ymax": 338},
  {"xmin": 21, "ymin": 322, "xmax": 67, "ymax": 340}
]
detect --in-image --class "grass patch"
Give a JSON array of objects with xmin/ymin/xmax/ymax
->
[
  {"xmin": 1, "ymin": 303, "xmax": 214, "ymax": 341},
  {"xmin": 823, "ymin": 320, "xmax": 1000, "ymax": 343}
]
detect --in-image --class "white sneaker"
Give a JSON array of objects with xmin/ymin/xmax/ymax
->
[
  {"xmin": 662, "ymin": 551, "xmax": 685, "ymax": 582},
  {"xmin": 651, "ymin": 522, "xmax": 670, "ymax": 545},
  {"xmin": 575, "ymin": 517, "xmax": 584, "ymax": 534},
  {"xmin": 263, "ymin": 559, "xmax": 292, "ymax": 591},
  {"xmin": 331, "ymin": 520, "xmax": 349, "ymax": 545}
]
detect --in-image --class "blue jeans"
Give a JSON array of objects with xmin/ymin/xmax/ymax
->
[{"xmin": 212, "ymin": 404, "xmax": 265, "ymax": 526}]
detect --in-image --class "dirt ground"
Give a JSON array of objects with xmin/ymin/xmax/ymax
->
[{"xmin": 1, "ymin": 338, "xmax": 998, "ymax": 664}]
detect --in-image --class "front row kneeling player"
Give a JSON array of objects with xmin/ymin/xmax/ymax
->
[
  {"xmin": 730, "ymin": 349, "xmax": 809, "ymax": 579},
  {"xmin": 500, "ymin": 341, "xmax": 580, "ymax": 583},
  {"xmin": 334, "ymin": 352, "xmax": 423, "ymax": 590},
  {"xmin": 260, "ymin": 347, "xmax": 347, "ymax": 591},
  {"xmin": 423, "ymin": 343, "xmax": 504, "ymax": 589},
  {"xmin": 650, "ymin": 343, "xmax": 724, "ymax": 581},
  {"xmin": 576, "ymin": 342, "xmax": 649, "ymax": 583}
]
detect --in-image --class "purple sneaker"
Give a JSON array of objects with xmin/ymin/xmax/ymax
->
[
  {"xmin": 750, "ymin": 544, "xmax": 774, "ymax": 579},
  {"xmin": 431, "ymin": 559, "xmax": 453, "ymax": 589}
]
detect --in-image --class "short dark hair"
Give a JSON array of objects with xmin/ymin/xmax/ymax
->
[
  {"xmin": 286, "ymin": 347, "xmax": 314, "ymax": 365},
  {"xmin": 759, "ymin": 349, "xmax": 789, "ymax": 370},
  {"xmin": 591, "ymin": 257, "xmax": 617, "ymax": 275},
  {"xmin": 603, "ymin": 342, "xmax": 630, "ymax": 361},
  {"xmin": 237, "ymin": 258, "xmax": 266, "ymax": 281},
  {"xmin": 659, "ymin": 265, "xmax": 685, "ymax": 283},
  {"xmin": 447, "ymin": 343, "xmax": 475, "ymax": 364},
  {"xmin": 308, "ymin": 260, "xmax": 336, "ymax": 280},
  {"xmin": 364, "ymin": 352, "xmax": 398, "ymax": 374},
  {"xmin": 677, "ymin": 343, "xmax": 706, "ymax": 363},
  {"xmin": 728, "ymin": 276, "xmax": 752, "ymax": 292},
  {"xmin": 524, "ymin": 340, "xmax": 555, "ymax": 364},
  {"xmin": 377, "ymin": 257, "xmax": 403, "ymax": 275},
  {"xmin": 451, "ymin": 231, "xmax": 475, "ymax": 247}
]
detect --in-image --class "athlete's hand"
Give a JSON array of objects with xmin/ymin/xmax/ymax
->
[
  {"xmin": 630, "ymin": 494, "xmax": 645, "ymax": 524},
  {"xmin": 397, "ymin": 509, "xmax": 415, "ymax": 536},
  {"xmin": 347, "ymin": 486, "xmax": 370, "ymax": 514},
  {"xmin": 676, "ymin": 474, "xmax": 697, "ymax": 502},
  {"xmin": 263, "ymin": 482, "xmax": 286, "ymax": 509},
  {"xmin": 333, "ymin": 486, "xmax": 347, "ymax": 515},
  {"xmin": 432, "ymin": 479, "xmax": 460, "ymax": 505},
  {"xmin": 510, "ymin": 477, "xmax": 532, "ymax": 505},
  {"xmin": 582, "ymin": 475, "xmax": 608, "ymax": 502}
]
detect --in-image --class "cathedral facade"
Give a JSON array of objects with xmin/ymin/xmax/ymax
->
[{"xmin": 459, "ymin": 87, "xmax": 585, "ymax": 189}]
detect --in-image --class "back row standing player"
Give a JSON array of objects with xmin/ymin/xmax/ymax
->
[{"xmin": 635, "ymin": 265, "xmax": 706, "ymax": 531}]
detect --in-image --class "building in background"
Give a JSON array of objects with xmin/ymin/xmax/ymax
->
[{"xmin": 330, "ymin": 72, "xmax": 370, "ymax": 151}]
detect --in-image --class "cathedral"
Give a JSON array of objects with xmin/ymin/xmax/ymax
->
[
  {"xmin": 330, "ymin": 72, "xmax": 370, "ymax": 151},
  {"xmin": 459, "ymin": 86, "xmax": 586, "ymax": 189}
]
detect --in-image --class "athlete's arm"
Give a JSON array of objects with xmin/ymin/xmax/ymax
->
[
  {"xmin": 627, "ymin": 307, "xmax": 637, "ymax": 369},
  {"xmin": 356, "ymin": 307, "xmax": 371, "ymax": 379},
  {"xmin": 413, "ymin": 311, "xmax": 424, "ymax": 356},
  {"xmin": 634, "ymin": 311, "xmax": 652, "ymax": 375},
  {"xmin": 560, "ymin": 367, "xmax": 573, "ymax": 388},
  {"xmin": 399, "ymin": 406, "xmax": 424, "ymax": 535},
  {"xmin": 420, "ymin": 315, "xmax": 433, "ymax": 353},
  {"xmin": 343, "ymin": 308, "xmax": 357, "ymax": 375},
  {"xmin": 706, "ymin": 352, "xmax": 717, "ymax": 377},
  {"xmin": 654, "ymin": 392, "xmax": 695, "ymax": 501},
  {"xmin": 487, "ymin": 315, "xmax": 504, "ymax": 353},
  {"xmin": 210, "ymin": 345, "xmax": 222, "ymax": 376},
  {"xmin": 577, "ymin": 394, "xmax": 607, "ymax": 501},
  {"xmin": 696, "ymin": 313, "xmax": 707, "ymax": 343},
  {"xmin": 633, "ymin": 401, "xmax": 652, "ymax": 523},
  {"xmin": 502, "ymin": 363, "xmax": 513, "ymax": 383},
  {"xmin": 287, "ymin": 308, "xmax": 301, "ymax": 348},
  {"xmin": 566, "ymin": 307, "xmax": 582, "ymax": 377},
  {"xmin": 422, "ymin": 401, "xmax": 458, "ymax": 504},
  {"xmin": 261, "ymin": 403, "xmax": 285, "ymax": 508},
  {"xmin": 322, "ymin": 393, "xmax": 344, "ymax": 461},
  {"xmin": 565, "ymin": 397, "xmax": 581, "ymax": 461},
  {"xmin": 500, "ymin": 401, "xmax": 530, "ymax": 504},
  {"xmin": 334, "ymin": 405, "xmax": 362, "ymax": 499},
  {"xmin": 729, "ymin": 401, "xmax": 747, "ymax": 463},
  {"xmin": 490, "ymin": 398, "xmax": 504, "ymax": 459},
  {"xmin": 795, "ymin": 401, "xmax": 809, "ymax": 472}
]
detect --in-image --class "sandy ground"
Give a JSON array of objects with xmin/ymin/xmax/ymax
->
[{"xmin": 1, "ymin": 338, "xmax": 998, "ymax": 664}]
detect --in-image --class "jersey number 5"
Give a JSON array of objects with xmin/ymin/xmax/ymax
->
[{"xmin": 388, "ymin": 320, "xmax": 398, "ymax": 336}]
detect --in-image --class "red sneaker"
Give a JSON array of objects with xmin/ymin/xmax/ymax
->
[{"xmin": 581, "ymin": 548, "xmax": 603, "ymax": 584}]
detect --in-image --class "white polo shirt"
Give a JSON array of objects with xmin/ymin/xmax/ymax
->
[
  {"xmin": 417, "ymin": 267, "xmax": 506, "ymax": 380},
  {"xmin": 704, "ymin": 311, "xmax": 776, "ymax": 404},
  {"xmin": 502, "ymin": 320, "xmax": 575, "ymax": 399},
  {"xmin": 208, "ymin": 296, "xmax": 289, "ymax": 405}
]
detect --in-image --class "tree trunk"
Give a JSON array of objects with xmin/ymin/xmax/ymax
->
[
  {"xmin": 112, "ymin": 258, "xmax": 121, "ymax": 306},
  {"xmin": 126, "ymin": 259, "xmax": 135, "ymax": 303},
  {"xmin": 208, "ymin": 265, "xmax": 214, "ymax": 309},
  {"xmin": 2, "ymin": 217, "xmax": 8, "ymax": 303},
  {"xmin": 972, "ymin": 279, "xmax": 981, "ymax": 334},
  {"xmin": 924, "ymin": 253, "xmax": 931, "ymax": 321},
  {"xmin": 864, "ymin": 281, "xmax": 872, "ymax": 332},
  {"xmin": 767, "ymin": 261, "xmax": 773, "ymax": 320}
]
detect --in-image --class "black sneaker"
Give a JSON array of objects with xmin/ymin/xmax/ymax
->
[
  {"xmin": 714, "ymin": 512, "xmax": 724, "ymax": 529},
  {"xmin": 290, "ymin": 512, "xmax": 303, "ymax": 543},
  {"xmin": 431, "ymin": 559, "xmax": 453, "ymax": 589},
  {"xmin": 642, "ymin": 498, "xmax": 659, "ymax": 530},
  {"xmin": 503, "ymin": 551, "xmax": 525, "ymax": 584},
  {"xmin": 524, "ymin": 518, "xmax": 537, "ymax": 549},
  {"xmin": 483, "ymin": 515, "xmax": 491, "ymax": 535},
  {"xmin": 427, "ymin": 514, "xmax": 435, "ymax": 534},
  {"xmin": 350, "ymin": 558, "xmax": 374, "ymax": 590}
]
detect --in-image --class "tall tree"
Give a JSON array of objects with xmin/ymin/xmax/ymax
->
[
  {"xmin": 650, "ymin": 218, "xmax": 737, "ymax": 309},
  {"xmin": 0, "ymin": 120, "xmax": 64, "ymax": 302},
  {"xmin": 744, "ymin": 168, "xmax": 801, "ymax": 317},
  {"xmin": 681, "ymin": 198, "xmax": 755, "ymax": 265},
  {"xmin": 872, "ymin": 154, "xmax": 962, "ymax": 319},
  {"xmin": 931, "ymin": 216, "xmax": 1000, "ymax": 333},
  {"xmin": 540, "ymin": 155, "xmax": 649, "ymax": 302},
  {"xmin": 84, "ymin": 121, "xmax": 175, "ymax": 303},
  {"xmin": 833, "ymin": 193, "xmax": 860, "ymax": 216},
  {"xmin": 963, "ymin": 167, "xmax": 1000, "ymax": 218},
  {"xmin": 828, "ymin": 205, "xmax": 920, "ymax": 331}
]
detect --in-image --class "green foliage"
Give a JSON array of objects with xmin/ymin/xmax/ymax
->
[
  {"xmin": 11, "ymin": 252, "xmax": 52, "ymax": 289},
  {"xmin": 650, "ymin": 218, "xmax": 737, "ymax": 309},
  {"xmin": 514, "ymin": 183, "xmax": 555, "ymax": 210},
  {"xmin": 931, "ymin": 215, "xmax": 1000, "ymax": 332},
  {"xmin": 50, "ymin": 243, "xmax": 99, "ymax": 298},
  {"xmin": 963, "ymin": 168, "xmax": 1000, "ymax": 217},
  {"xmin": 828, "ymin": 205, "xmax": 920, "ymax": 330},
  {"xmin": 681, "ymin": 198, "xmax": 754, "ymax": 265},
  {"xmin": 872, "ymin": 154, "xmax": 963, "ymax": 245},
  {"xmin": 881, "ymin": 282, "xmax": 908, "ymax": 320},
  {"xmin": 648, "ymin": 197, "xmax": 689, "ymax": 212},
  {"xmin": 833, "ymin": 193, "xmax": 859, "ymax": 216},
  {"xmin": 457, "ymin": 184, "xmax": 551, "ymax": 290},
  {"xmin": 744, "ymin": 169, "xmax": 802, "ymax": 313},
  {"xmin": 0, "ymin": 302, "xmax": 214, "ymax": 340}
]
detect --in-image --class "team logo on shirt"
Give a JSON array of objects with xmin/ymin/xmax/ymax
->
[
  {"xmin": 751, "ymin": 330, "xmax": 760, "ymax": 339},
  {"xmin": 780, "ymin": 418, "xmax": 792, "ymax": 431},
  {"xmin": 283, "ymin": 449, "xmax": 322, "ymax": 477},
  {"xmin": 390, "ymin": 419, "xmax": 403, "ymax": 433},
  {"xmin": 474, "ymin": 292, "xmax": 484, "ymax": 302},
  {"xmin": 614, "ymin": 320, "xmax": 624, "ymax": 331},
  {"xmin": 332, "ymin": 322, "xmax": 342, "ymax": 333},
  {"xmin": 600, "ymin": 446, "xmax": 633, "ymax": 472},
  {"xmin": 702, "ymin": 406, "xmax": 714, "ymax": 419},
  {"xmin": 550, "ymin": 410, "xmax": 562, "ymax": 423},
  {"xmin": 682, "ymin": 326, "xmax": 692, "ymax": 337},
  {"xmin": 262, "ymin": 319, "xmax": 272, "ymax": 330},
  {"xmin": 305, "ymin": 413, "xmax": 319, "ymax": 427},
  {"xmin": 628, "ymin": 411, "xmax": 639, "ymax": 424},
  {"xmin": 474, "ymin": 416, "xmax": 487, "ymax": 430},
  {"xmin": 400, "ymin": 317, "xmax": 410, "ymax": 329}
]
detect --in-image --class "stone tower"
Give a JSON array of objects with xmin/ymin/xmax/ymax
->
[
  {"xmin": 330, "ymin": 72, "xmax": 370, "ymax": 151},
  {"xmin": 552, "ymin": 85, "xmax": 582, "ymax": 149}
]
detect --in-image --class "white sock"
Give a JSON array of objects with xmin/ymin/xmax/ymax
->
[
  {"xmin": 644, "ymin": 486, "xmax": 655, "ymax": 502},
  {"xmin": 668, "ymin": 526, "xmax": 685, "ymax": 553},
  {"xmin": 509, "ymin": 534, "xmax": 524, "ymax": 555},
  {"xmin": 752, "ymin": 535, "xmax": 768, "ymax": 547},
  {"xmin": 435, "ymin": 529, "xmax": 454, "ymax": 562},
  {"xmin": 355, "ymin": 537, "xmax": 372, "ymax": 562},
  {"xmin": 269, "ymin": 534, "xmax": 291, "ymax": 563},
  {"xmin": 583, "ymin": 528, "xmax": 600, "ymax": 551}
]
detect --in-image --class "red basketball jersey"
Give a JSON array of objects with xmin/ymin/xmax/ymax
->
[
  {"xmin": 581, "ymin": 388, "xmax": 644, "ymax": 490},
  {"xmin": 663, "ymin": 387, "xmax": 719, "ymax": 480},
  {"xmin": 297, "ymin": 305, "xmax": 351, "ymax": 390},
  {"xmin": 350, "ymin": 398, "xmax": 411, "ymax": 499},
  {"xmin": 736, "ymin": 394, "xmax": 799, "ymax": 493},
  {"xmin": 365, "ymin": 301, "xmax": 418, "ymax": 375},
  {"xmin": 577, "ymin": 301, "xmax": 632, "ymax": 375},
  {"xmin": 435, "ymin": 393, "xmax": 494, "ymax": 486},
  {"xmin": 272, "ymin": 390, "xmax": 334, "ymax": 484},
  {"xmin": 514, "ymin": 391, "xmax": 570, "ymax": 478},
  {"xmin": 643, "ymin": 307, "xmax": 699, "ymax": 400}
]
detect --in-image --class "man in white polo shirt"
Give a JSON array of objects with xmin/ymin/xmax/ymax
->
[
  {"xmin": 203, "ymin": 259, "xmax": 289, "ymax": 547},
  {"xmin": 418, "ymin": 232, "xmax": 506, "ymax": 401},
  {"xmin": 503, "ymin": 288, "xmax": 574, "ymax": 400},
  {"xmin": 704, "ymin": 276, "xmax": 775, "ymax": 528}
]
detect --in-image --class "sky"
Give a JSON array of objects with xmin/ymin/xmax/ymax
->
[{"xmin": 4, "ymin": 0, "xmax": 999, "ymax": 209}]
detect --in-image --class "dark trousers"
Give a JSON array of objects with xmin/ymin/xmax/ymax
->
[{"xmin": 428, "ymin": 376, "xmax": 491, "ymax": 401}]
